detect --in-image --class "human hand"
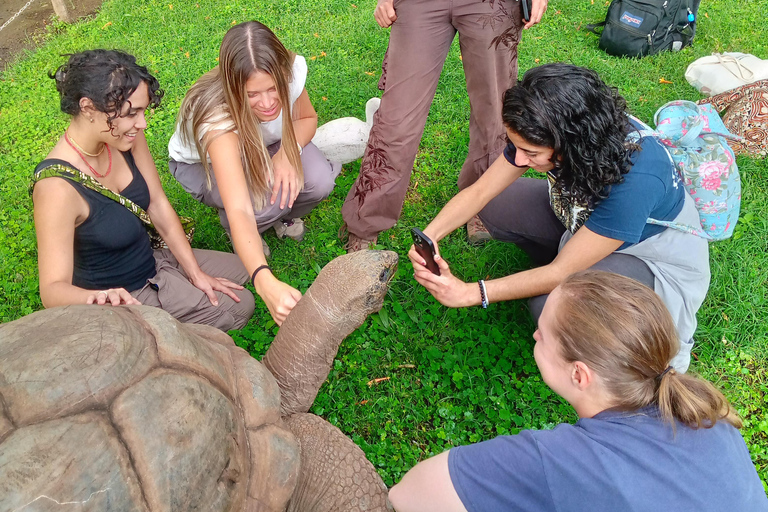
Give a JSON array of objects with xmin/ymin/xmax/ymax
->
[
  {"xmin": 270, "ymin": 148, "xmax": 302, "ymax": 209},
  {"xmin": 411, "ymin": 251, "xmax": 480, "ymax": 308},
  {"xmin": 374, "ymin": 0, "xmax": 397, "ymax": 27},
  {"xmin": 189, "ymin": 271, "xmax": 244, "ymax": 306},
  {"xmin": 524, "ymin": 0, "xmax": 548, "ymax": 29},
  {"xmin": 254, "ymin": 273, "xmax": 302, "ymax": 326},
  {"xmin": 86, "ymin": 288, "xmax": 142, "ymax": 306},
  {"xmin": 407, "ymin": 234, "xmax": 442, "ymax": 269}
]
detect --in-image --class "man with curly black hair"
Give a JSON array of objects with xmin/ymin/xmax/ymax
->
[{"xmin": 409, "ymin": 63, "xmax": 710, "ymax": 373}]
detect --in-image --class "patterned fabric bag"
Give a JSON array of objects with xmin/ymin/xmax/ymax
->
[
  {"xmin": 628, "ymin": 101, "xmax": 742, "ymax": 240},
  {"xmin": 698, "ymin": 79, "xmax": 768, "ymax": 158},
  {"xmin": 32, "ymin": 163, "xmax": 195, "ymax": 249}
]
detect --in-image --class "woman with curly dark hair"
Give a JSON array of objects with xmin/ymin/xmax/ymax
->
[
  {"xmin": 409, "ymin": 63, "xmax": 710, "ymax": 372},
  {"xmin": 32, "ymin": 50, "xmax": 255, "ymax": 331}
]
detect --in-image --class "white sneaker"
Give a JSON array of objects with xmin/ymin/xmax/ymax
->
[{"xmin": 274, "ymin": 218, "xmax": 305, "ymax": 241}]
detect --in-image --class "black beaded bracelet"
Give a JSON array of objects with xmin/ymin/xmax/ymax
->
[
  {"xmin": 251, "ymin": 265, "xmax": 272, "ymax": 286},
  {"xmin": 478, "ymin": 279, "xmax": 489, "ymax": 309}
]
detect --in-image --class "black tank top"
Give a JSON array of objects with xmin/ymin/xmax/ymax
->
[{"xmin": 34, "ymin": 152, "xmax": 157, "ymax": 292}]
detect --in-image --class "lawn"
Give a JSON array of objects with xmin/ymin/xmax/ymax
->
[{"xmin": 1, "ymin": 0, "xmax": 766, "ymax": 489}]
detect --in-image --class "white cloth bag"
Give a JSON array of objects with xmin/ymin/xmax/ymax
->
[{"xmin": 685, "ymin": 52, "xmax": 768, "ymax": 96}]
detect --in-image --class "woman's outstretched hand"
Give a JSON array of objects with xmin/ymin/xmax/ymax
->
[
  {"xmin": 189, "ymin": 271, "xmax": 244, "ymax": 306},
  {"xmin": 271, "ymin": 149, "xmax": 302, "ymax": 209},
  {"xmin": 409, "ymin": 247, "xmax": 479, "ymax": 308},
  {"xmin": 86, "ymin": 288, "xmax": 142, "ymax": 306},
  {"xmin": 255, "ymin": 274, "xmax": 302, "ymax": 326}
]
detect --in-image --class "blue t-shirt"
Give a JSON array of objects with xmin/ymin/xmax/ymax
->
[
  {"xmin": 503, "ymin": 127, "xmax": 685, "ymax": 250},
  {"xmin": 448, "ymin": 407, "xmax": 768, "ymax": 512}
]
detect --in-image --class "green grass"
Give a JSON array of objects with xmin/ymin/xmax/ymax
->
[{"xmin": 1, "ymin": 0, "xmax": 766, "ymax": 490}]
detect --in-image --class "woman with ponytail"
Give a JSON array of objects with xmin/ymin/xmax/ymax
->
[
  {"xmin": 389, "ymin": 271, "xmax": 767, "ymax": 512},
  {"xmin": 169, "ymin": 21, "xmax": 340, "ymax": 325}
]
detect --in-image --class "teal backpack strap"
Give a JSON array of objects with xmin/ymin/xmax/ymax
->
[{"xmin": 646, "ymin": 217, "xmax": 714, "ymax": 240}]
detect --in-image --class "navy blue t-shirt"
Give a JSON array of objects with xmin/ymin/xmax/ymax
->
[
  {"xmin": 503, "ymin": 126, "xmax": 685, "ymax": 250},
  {"xmin": 448, "ymin": 407, "xmax": 768, "ymax": 512}
]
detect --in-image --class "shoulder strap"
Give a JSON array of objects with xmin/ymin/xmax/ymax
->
[
  {"xmin": 32, "ymin": 163, "xmax": 153, "ymax": 227},
  {"xmin": 585, "ymin": 21, "xmax": 606, "ymax": 35}
]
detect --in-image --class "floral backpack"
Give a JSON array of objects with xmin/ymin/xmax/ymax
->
[{"xmin": 628, "ymin": 100, "xmax": 742, "ymax": 240}]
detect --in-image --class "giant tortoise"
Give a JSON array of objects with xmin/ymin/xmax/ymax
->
[{"xmin": 0, "ymin": 250, "xmax": 398, "ymax": 512}]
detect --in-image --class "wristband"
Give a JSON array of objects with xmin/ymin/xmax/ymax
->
[
  {"xmin": 251, "ymin": 265, "xmax": 272, "ymax": 286},
  {"xmin": 297, "ymin": 142, "xmax": 303, "ymax": 155},
  {"xmin": 478, "ymin": 279, "xmax": 489, "ymax": 309}
]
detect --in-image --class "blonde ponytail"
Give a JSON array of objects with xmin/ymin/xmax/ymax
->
[
  {"xmin": 555, "ymin": 271, "xmax": 741, "ymax": 430},
  {"xmin": 657, "ymin": 369, "xmax": 741, "ymax": 429}
]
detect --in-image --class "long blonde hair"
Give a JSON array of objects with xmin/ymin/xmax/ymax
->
[
  {"xmin": 177, "ymin": 21, "xmax": 302, "ymax": 209},
  {"xmin": 554, "ymin": 270, "xmax": 741, "ymax": 430}
]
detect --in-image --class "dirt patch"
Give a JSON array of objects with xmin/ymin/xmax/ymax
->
[{"xmin": 1, "ymin": 0, "xmax": 104, "ymax": 70}]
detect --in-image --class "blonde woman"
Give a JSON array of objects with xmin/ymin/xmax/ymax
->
[
  {"xmin": 389, "ymin": 271, "xmax": 768, "ymax": 512},
  {"xmin": 169, "ymin": 21, "xmax": 340, "ymax": 325}
]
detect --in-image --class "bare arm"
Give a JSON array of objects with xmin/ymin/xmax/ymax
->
[
  {"xmin": 421, "ymin": 154, "xmax": 526, "ymax": 244},
  {"xmin": 132, "ymin": 132, "xmax": 243, "ymax": 306},
  {"xmin": 33, "ymin": 177, "xmax": 140, "ymax": 307},
  {"xmin": 485, "ymin": 227, "xmax": 623, "ymax": 301},
  {"xmin": 388, "ymin": 451, "xmax": 467, "ymax": 512},
  {"xmin": 414, "ymin": 226, "xmax": 624, "ymax": 307},
  {"xmin": 208, "ymin": 130, "xmax": 302, "ymax": 325},
  {"xmin": 271, "ymin": 88, "xmax": 318, "ymax": 209},
  {"xmin": 291, "ymin": 88, "xmax": 318, "ymax": 146}
]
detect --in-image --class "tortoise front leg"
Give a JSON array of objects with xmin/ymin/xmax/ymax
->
[{"xmin": 283, "ymin": 414, "xmax": 391, "ymax": 512}]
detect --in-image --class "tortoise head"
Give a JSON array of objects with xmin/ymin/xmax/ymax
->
[
  {"xmin": 317, "ymin": 249, "xmax": 398, "ymax": 314},
  {"xmin": 263, "ymin": 250, "xmax": 398, "ymax": 417}
]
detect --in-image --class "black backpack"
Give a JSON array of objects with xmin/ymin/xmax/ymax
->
[{"xmin": 587, "ymin": 0, "xmax": 702, "ymax": 58}]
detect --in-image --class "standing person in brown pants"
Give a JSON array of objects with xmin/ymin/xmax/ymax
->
[{"xmin": 340, "ymin": 0, "xmax": 548, "ymax": 251}]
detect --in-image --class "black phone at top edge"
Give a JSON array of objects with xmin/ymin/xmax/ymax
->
[
  {"xmin": 412, "ymin": 228, "xmax": 441, "ymax": 276},
  {"xmin": 522, "ymin": 0, "xmax": 532, "ymax": 22}
]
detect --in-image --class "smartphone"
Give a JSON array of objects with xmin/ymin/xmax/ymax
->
[
  {"xmin": 412, "ymin": 228, "xmax": 441, "ymax": 276},
  {"xmin": 522, "ymin": 0, "xmax": 532, "ymax": 22}
]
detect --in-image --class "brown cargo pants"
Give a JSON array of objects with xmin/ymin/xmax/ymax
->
[{"xmin": 342, "ymin": 0, "xmax": 524, "ymax": 239}]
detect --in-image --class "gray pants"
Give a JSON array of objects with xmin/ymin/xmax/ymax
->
[
  {"xmin": 342, "ymin": 0, "xmax": 523, "ymax": 239},
  {"xmin": 170, "ymin": 141, "xmax": 341, "ymax": 235},
  {"xmin": 478, "ymin": 177, "xmax": 655, "ymax": 321},
  {"xmin": 131, "ymin": 248, "xmax": 255, "ymax": 331}
]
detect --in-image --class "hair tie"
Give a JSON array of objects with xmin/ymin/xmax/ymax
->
[
  {"xmin": 657, "ymin": 366, "xmax": 674, "ymax": 380},
  {"xmin": 250, "ymin": 264, "xmax": 272, "ymax": 286}
]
